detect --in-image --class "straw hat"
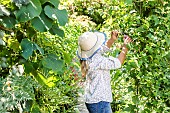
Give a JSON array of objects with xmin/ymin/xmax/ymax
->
[{"xmin": 77, "ymin": 31, "xmax": 107, "ymax": 60}]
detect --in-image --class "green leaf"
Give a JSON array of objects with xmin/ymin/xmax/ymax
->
[
  {"xmin": 21, "ymin": 39, "xmax": 44, "ymax": 59},
  {"xmin": 24, "ymin": 100, "xmax": 33, "ymax": 112},
  {"xmin": 144, "ymin": 109, "xmax": 151, "ymax": 113},
  {"xmin": 44, "ymin": 5, "xmax": 68, "ymax": 26},
  {"xmin": 31, "ymin": 104, "xmax": 41, "ymax": 113},
  {"xmin": 7, "ymin": 38, "xmax": 20, "ymax": 52},
  {"xmin": 166, "ymin": 37, "xmax": 170, "ymax": 46},
  {"xmin": 40, "ymin": 0, "xmax": 60, "ymax": 8},
  {"xmin": 21, "ymin": 39, "xmax": 34, "ymax": 60},
  {"xmin": 112, "ymin": 70, "xmax": 121, "ymax": 81},
  {"xmin": 46, "ymin": 76, "xmax": 58, "ymax": 87},
  {"xmin": 24, "ymin": 61, "xmax": 34, "ymax": 74},
  {"xmin": 33, "ymin": 43, "xmax": 44, "ymax": 55},
  {"xmin": 42, "ymin": 54, "xmax": 64, "ymax": 72},
  {"xmin": 27, "ymin": 27, "xmax": 36, "ymax": 38},
  {"xmin": 31, "ymin": 11, "xmax": 53, "ymax": 32},
  {"xmin": 132, "ymin": 95, "xmax": 139, "ymax": 104},
  {"xmin": 125, "ymin": 0, "xmax": 132, "ymax": 4},
  {"xmin": 124, "ymin": 104, "xmax": 136, "ymax": 111},
  {"xmin": 15, "ymin": 0, "xmax": 42, "ymax": 22},
  {"xmin": 48, "ymin": 0, "xmax": 60, "ymax": 8},
  {"xmin": 31, "ymin": 70, "xmax": 47, "ymax": 86},
  {"xmin": 2, "ymin": 16, "xmax": 17, "ymax": 28},
  {"xmin": 49, "ymin": 24, "xmax": 64, "ymax": 37},
  {"xmin": 40, "ymin": 0, "xmax": 48, "ymax": 4},
  {"xmin": 0, "ymin": 79, "xmax": 3, "ymax": 94},
  {"xmin": 63, "ymin": 51, "xmax": 71, "ymax": 64},
  {"xmin": 128, "ymin": 86, "xmax": 134, "ymax": 92}
]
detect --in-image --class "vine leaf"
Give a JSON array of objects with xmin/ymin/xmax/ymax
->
[
  {"xmin": 49, "ymin": 24, "xmax": 64, "ymax": 37},
  {"xmin": 31, "ymin": 11, "xmax": 53, "ymax": 32},
  {"xmin": 21, "ymin": 39, "xmax": 44, "ymax": 60},
  {"xmin": 44, "ymin": 5, "xmax": 68, "ymax": 26},
  {"xmin": 21, "ymin": 39, "xmax": 34, "ymax": 60},
  {"xmin": 14, "ymin": 0, "xmax": 42, "ymax": 22},
  {"xmin": 40, "ymin": 0, "xmax": 60, "ymax": 8},
  {"xmin": 42, "ymin": 54, "xmax": 64, "ymax": 72},
  {"xmin": 2, "ymin": 16, "xmax": 17, "ymax": 28}
]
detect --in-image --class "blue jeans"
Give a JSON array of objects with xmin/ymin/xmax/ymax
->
[{"xmin": 85, "ymin": 101, "xmax": 112, "ymax": 113}]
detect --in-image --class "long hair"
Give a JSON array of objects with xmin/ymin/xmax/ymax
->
[{"xmin": 80, "ymin": 60, "xmax": 88, "ymax": 78}]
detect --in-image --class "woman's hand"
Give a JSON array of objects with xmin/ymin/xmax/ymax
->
[
  {"xmin": 111, "ymin": 30, "xmax": 119, "ymax": 41},
  {"xmin": 106, "ymin": 30, "xmax": 119, "ymax": 48},
  {"xmin": 118, "ymin": 35, "xmax": 132, "ymax": 65},
  {"xmin": 123, "ymin": 35, "xmax": 132, "ymax": 45}
]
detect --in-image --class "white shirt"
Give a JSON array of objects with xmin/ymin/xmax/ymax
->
[{"xmin": 85, "ymin": 46, "xmax": 121, "ymax": 103}]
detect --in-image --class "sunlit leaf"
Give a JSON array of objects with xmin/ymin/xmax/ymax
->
[
  {"xmin": 44, "ymin": 5, "xmax": 68, "ymax": 26},
  {"xmin": 31, "ymin": 70, "xmax": 47, "ymax": 86},
  {"xmin": 7, "ymin": 38, "xmax": 20, "ymax": 52},
  {"xmin": 125, "ymin": 0, "xmax": 132, "ymax": 4},
  {"xmin": 31, "ymin": 11, "xmax": 53, "ymax": 32},
  {"xmin": 63, "ymin": 51, "xmax": 71, "ymax": 64},
  {"xmin": 46, "ymin": 76, "xmax": 58, "ymax": 87}
]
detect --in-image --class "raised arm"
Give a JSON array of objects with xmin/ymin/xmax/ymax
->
[
  {"xmin": 118, "ymin": 35, "xmax": 132, "ymax": 65},
  {"xmin": 106, "ymin": 30, "xmax": 119, "ymax": 48}
]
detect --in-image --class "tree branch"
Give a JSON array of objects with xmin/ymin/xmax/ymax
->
[{"xmin": 0, "ymin": 25, "xmax": 13, "ymax": 32}]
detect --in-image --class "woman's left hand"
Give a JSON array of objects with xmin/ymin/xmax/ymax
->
[{"xmin": 123, "ymin": 35, "xmax": 132, "ymax": 45}]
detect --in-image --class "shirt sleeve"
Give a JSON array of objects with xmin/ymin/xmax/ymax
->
[
  {"xmin": 99, "ymin": 45, "xmax": 111, "ymax": 54},
  {"xmin": 98, "ymin": 56, "xmax": 121, "ymax": 70}
]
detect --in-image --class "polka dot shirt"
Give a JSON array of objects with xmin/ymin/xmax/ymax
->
[{"xmin": 85, "ymin": 45, "xmax": 121, "ymax": 103}]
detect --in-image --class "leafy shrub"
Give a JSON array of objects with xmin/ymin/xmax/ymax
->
[{"xmin": 65, "ymin": 0, "xmax": 170, "ymax": 112}]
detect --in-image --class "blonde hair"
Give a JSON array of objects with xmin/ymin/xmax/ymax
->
[{"xmin": 80, "ymin": 60, "xmax": 88, "ymax": 78}]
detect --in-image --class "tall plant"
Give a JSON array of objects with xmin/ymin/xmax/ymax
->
[{"xmin": 0, "ymin": 0, "xmax": 81, "ymax": 112}]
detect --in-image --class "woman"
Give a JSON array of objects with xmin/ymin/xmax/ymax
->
[{"xmin": 77, "ymin": 30, "xmax": 132, "ymax": 113}]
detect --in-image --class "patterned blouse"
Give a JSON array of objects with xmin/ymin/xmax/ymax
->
[{"xmin": 85, "ymin": 45, "xmax": 121, "ymax": 103}]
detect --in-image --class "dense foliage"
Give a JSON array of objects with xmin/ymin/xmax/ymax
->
[
  {"xmin": 0, "ymin": 0, "xmax": 170, "ymax": 113},
  {"xmin": 68, "ymin": 0, "xmax": 170, "ymax": 112},
  {"xmin": 0, "ymin": 0, "xmax": 81, "ymax": 112}
]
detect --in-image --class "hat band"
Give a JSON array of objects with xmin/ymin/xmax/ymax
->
[{"xmin": 81, "ymin": 35, "xmax": 98, "ymax": 51}]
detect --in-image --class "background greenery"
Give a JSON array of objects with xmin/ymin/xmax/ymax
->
[{"xmin": 0, "ymin": 0, "xmax": 170, "ymax": 113}]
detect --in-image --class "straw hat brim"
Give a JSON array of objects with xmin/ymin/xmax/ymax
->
[{"xmin": 77, "ymin": 31, "xmax": 107, "ymax": 60}]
